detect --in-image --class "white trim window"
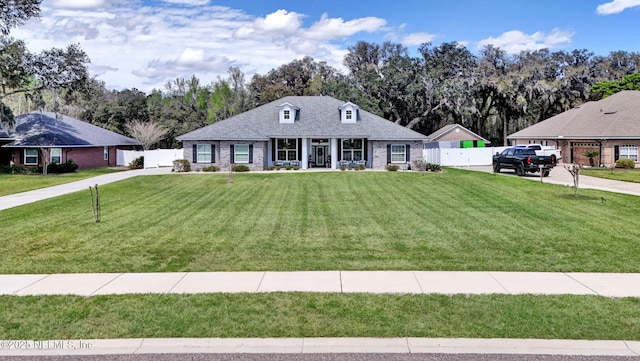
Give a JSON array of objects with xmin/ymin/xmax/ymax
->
[
  {"xmin": 51, "ymin": 148, "xmax": 62, "ymax": 164},
  {"xmin": 234, "ymin": 144, "xmax": 250, "ymax": 163},
  {"xmin": 24, "ymin": 148, "xmax": 38, "ymax": 165},
  {"xmin": 196, "ymin": 144, "xmax": 212, "ymax": 163},
  {"xmin": 620, "ymin": 145, "xmax": 638, "ymax": 162},
  {"xmin": 103, "ymin": 146, "xmax": 109, "ymax": 161},
  {"xmin": 341, "ymin": 138, "xmax": 364, "ymax": 161},
  {"xmin": 390, "ymin": 144, "xmax": 406, "ymax": 163},
  {"xmin": 276, "ymin": 138, "xmax": 297, "ymax": 161}
]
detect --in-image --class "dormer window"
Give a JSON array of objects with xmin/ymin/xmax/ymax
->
[
  {"xmin": 339, "ymin": 102, "xmax": 359, "ymax": 123},
  {"xmin": 277, "ymin": 102, "xmax": 299, "ymax": 124}
]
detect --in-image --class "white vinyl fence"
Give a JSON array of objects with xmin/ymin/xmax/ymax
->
[
  {"xmin": 423, "ymin": 147, "xmax": 510, "ymax": 167},
  {"xmin": 117, "ymin": 149, "xmax": 184, "ymax": 168}
]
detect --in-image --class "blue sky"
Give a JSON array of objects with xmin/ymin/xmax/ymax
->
[{"xmin": 10, "ymin": 0, "xmax": 640, "ymax": 92}]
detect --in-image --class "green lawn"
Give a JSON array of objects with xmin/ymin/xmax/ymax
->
[
  {"xmin": 1, "ymin": 170, "xmax": 640, "ymax": 273},
  {"xmin": 0, "ymin": 168, "xmax": 124, "ymax": 197},
  {"xmin": 582, "ymin": 167, "xmax": 640, "ymax": 183},
  {"xmin": 1, "ymin": 294, "xmax": 639, "ymax": 340}
]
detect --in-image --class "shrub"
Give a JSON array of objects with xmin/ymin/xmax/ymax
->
[
  {"xmin": 201, "ymin": 165, "xmax": 220, "ymax": 172},
  {"xmin": 47, "ymin": 160, "xmax": 78, "ymax": 174},
  {"xmin": 0, "ymin": 164, "xmax": 27, "ymax": 174},
  {"xmin": 412, "ymin": 159, "xmax": 427, "ymax": 172},
  {"xmin": 172, "ymin": 159, "xmax": 191, "ymax": 172},
  {"xmin": 426, "ymin": 163, "xmax": 442, "ymax": 172},
  {"xmin": 231, "ymin": 164, "xmax": 250, "ymax": 172},
  {"xmin": 129, "ymin": 156, "xmax": 144, "ymax": 169},
  {"xmin": 386, "ymin": 164, "xmax": 399, "ymax": 171},
  {"xmin": 615, "ymin": 158, "xmax": 636, "ymax": 169}
]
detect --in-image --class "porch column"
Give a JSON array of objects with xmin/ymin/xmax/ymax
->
[
  {"xmin": 301, "ymin": 138, "xmax": 308, "ymax": 169},
  {"xmin": 330, "ymin": 138, "xmax": 338, "ymax": 169}
]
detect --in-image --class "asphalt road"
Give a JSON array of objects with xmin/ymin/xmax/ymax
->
[{"xmin": 1, "ymin": 354, "xmax": 638, "ymax": 361}]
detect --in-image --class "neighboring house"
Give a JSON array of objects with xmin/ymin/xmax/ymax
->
[
  {"xmin": 176, "ymin": 96, "xmax": 427, "ymax": 171},
  {"xmin": 1, "ymin": 112, "xmax": 141, "ymax": 170},
  {"xmin": 425, "ymin": 124, "xmax": 490, "ymax": 148},
  {"xmin": 0, "ymin": 126, "xmax": 14, "ymax": 165},
  {"xmin": 508, "ymin": 90, "xmax": 640, "ymax": 167}
]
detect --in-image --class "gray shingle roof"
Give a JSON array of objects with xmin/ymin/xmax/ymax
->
[
  {"xmin": 2, "ymin": 112, "xmax": 141, "ymax": 147},
  {"xmin": 177, "ymin": 96, "xmax": 428, "ymax": 141},
  {"xmin": 509, "ymin": 90, "xmax": 640, "ymax": 140}
]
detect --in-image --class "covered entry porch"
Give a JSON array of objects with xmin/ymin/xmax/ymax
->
[{"xmin": 268, "ymin": 137, "xmax": 370, "ymax": 169}]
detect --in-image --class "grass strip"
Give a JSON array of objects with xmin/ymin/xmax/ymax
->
[
  {"xmin": 1, "ymin": 170, "xmax": 640, "ymax": 273},
  {"xmin": 0, "ymin": 168, "xmax": 124, "ymax": 197},
  {"xmin": 582, "ymin": 168, "xmax": 640, "ymax": 183},
  {"xmin": 1, "ymin": 293, "xmax": 639, "ymax": 340}
]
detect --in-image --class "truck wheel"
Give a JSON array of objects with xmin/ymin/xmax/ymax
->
[
  {"xmin": 493, "ymin": 163, "xmax": 500, "ymax": 173},
  {"xmin": 542, "ymin": 170, "xmax": 550, "ymax": 177},
  {"xmin": 515, "ymin": 164, "xmax": 525, "ymax": 176}
]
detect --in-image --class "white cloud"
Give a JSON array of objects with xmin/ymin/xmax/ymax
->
[
  {"xmin": 302, "ymin": 13, "xmax": 386, "ymax": 40},
  {"xmin": 49, "ymin": 0, "xmax": 112, "ymax": 9},
  {"xmin": 11, "ymin": 4, "xmax": 390, "ymax": 91},
  {"xmin": 234, "ymin": 9, "xmax": 303, "ymax": 38},
  {"xmin": 161, "ymin": 0, "xmax": 211, "ymax": 5},
  {"xmin": 596, "ymin": 0, "xmax": 640, "ymax": 15},
  {"xmin": 477, "ymin": 28, "xmax": 574, "ymax": 54},
  {"xmin": 402, "ymin": 32, "xmax": 437, "ymax": 46}
]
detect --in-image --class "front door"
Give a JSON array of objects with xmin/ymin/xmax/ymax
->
[{"xmin": 315, "ymin": 146, "xmax": 327, "ymax": 167}]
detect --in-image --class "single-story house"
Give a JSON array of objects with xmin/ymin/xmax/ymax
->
[
  {"xmin": 1, "ymin": 111, "xmax": 141, "ymax": 170},
  {"xmin": 425, "ymin": 124, "xmax": 490, "ymax": 149},
  {"xmin": 176, "ymin": 96, "xmax": 428, "ymax": 171},
  {"xmin": 0, "ymin": 126, "xmax": 14, "ymax": 165},
  {"xmin": 508, "ymin": 90, "xmax": 640, "ymax": 167}
]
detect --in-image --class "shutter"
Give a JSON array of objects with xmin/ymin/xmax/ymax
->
[
  {"xmin": 192, "ymin": 144, "xmax": 197, "ymax": 163},
  {"xmin": 230, "ymin": 145, "xmax": 235, "ymax": 163},
  {"xmin": 406, "ymin": 144, "xmax": 411, "ymax": 162},
  {"xmin": 387, "ymin": 144, "xmax": 391, "ymax": 164},
  {"xmin": 363, "ymin": 139, "xmax": 368, "ymax": 162},
  {"xmin": 614, "ymin": 145, "xmax": 620, "ymax": 161},
  {"xmin": 338, "ymin": 139, "xmax": 342, "ymax": 161},
  {"xmin": 211, "ymin": 145, "xmax": 215, "ymax": 163},
  {"xmin": 272, "ymin": 139, "xmax": 276, "ymax": 162},
  {"xmin": 249, "ymin": 144, "xmax": 253, "ymax": 164},
  {"xmin": 297, "ymin": 138, "xmax": 302, "ymax": 161}
]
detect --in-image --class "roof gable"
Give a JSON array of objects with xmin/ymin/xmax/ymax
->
[
  {"xmin": 177, "ymin": 96, "xmax": 427, "ymax": 141},
  {"xmin": 427, "ymin": 124, "xmax": 489, "ymax": 143},
  {"xmin": 3, "ymin": 112, "xmax": 141, "ymax": 147}
]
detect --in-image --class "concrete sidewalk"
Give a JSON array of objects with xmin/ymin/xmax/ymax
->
[
  {"xmin": 2, "ymin": 271, "xmax": 640, "ymax": 297},
  {"xmin": 0, "ymin": 167, "xmax": 172, "ymax": 211},
  {"xmin": 1, "ymin": 337, "xmax": 639, "ymax": 356}
]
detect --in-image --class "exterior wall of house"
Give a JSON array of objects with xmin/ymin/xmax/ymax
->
[
  {"xmin": 517, "ymin": 139, "xmax": 640, "ymax": 167},
  {"xmin": 8, "ymin": 146, "xmax": 130, "ymax": 170},
  {"xmin": 183, "ymin": 140, "xmax": 266, "ymax": 171},
  {"xmin": 371, "ymin": 140, "xmax": 424, "ymax": 170}
]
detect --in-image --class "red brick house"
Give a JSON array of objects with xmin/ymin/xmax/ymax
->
[
  {"xmin": 2, "ymin": 112, "xmax": 141, "ymax": 170},
  {"xmin": 508, "ymin": 91, "xmax": 640, "ymax": 167}
]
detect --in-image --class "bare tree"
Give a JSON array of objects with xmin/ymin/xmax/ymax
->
[
  {"xmin": 125, "ymin": 120, "xmax": 167, "ymax": 150},
  {"xmin": 564, "ymin": 164, "xmax": 583, "ymax": 197}
]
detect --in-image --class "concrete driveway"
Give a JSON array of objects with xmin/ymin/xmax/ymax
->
[
  {"xmin": 465, "ymin": 164, "xmax": 640, "ymax": 196},
  {"xmin": 0, "ymin": 167, "xmax": 172, "ymax": 211}
]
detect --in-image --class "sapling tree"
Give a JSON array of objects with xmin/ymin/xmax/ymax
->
[{"xmin": 565, "ymin": 164, "xmax": 583, "ymax": 197}]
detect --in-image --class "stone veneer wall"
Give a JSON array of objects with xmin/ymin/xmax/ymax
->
[{"xmin": 371, "ymin": 140, "xmax": 424, "ymax": 170}]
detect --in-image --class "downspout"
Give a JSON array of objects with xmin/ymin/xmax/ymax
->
[{"xmin": 598, "ymin": 141, "xmax": 603, "ymax": 167}]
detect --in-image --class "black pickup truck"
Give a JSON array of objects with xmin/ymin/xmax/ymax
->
[{"xmin": 492, "ymin": 147, "xmax": 557, "ymax": 177}]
